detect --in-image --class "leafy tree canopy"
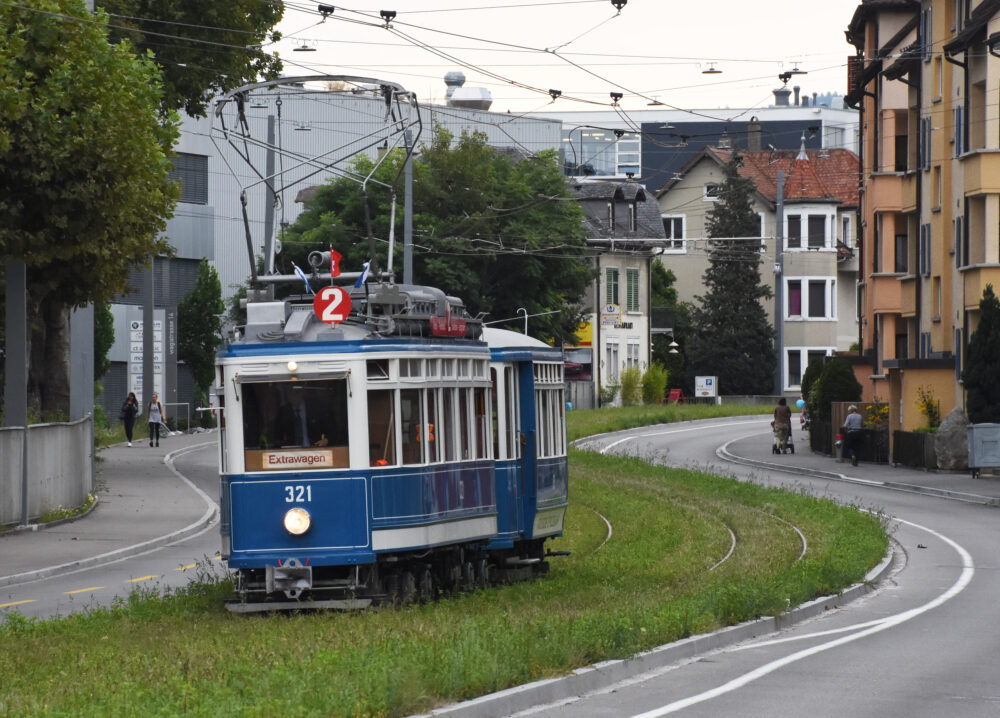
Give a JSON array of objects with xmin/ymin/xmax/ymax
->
[
  {"xmin": 1, "ymin": 0, "xmax": 179, "ymax": 413},
  {"xmin": 685, "ymin": 153, "xmax": 775, "ymax": 395},
  {"xmin": 0, "ymin": 0, "xmax": 179, "ymax": 307},
  {"xmin": 963, "ymin": 284, "xmax": 1000, "ymax": 423},
  {"xmin": 100, "ymin": 0, "xmax": 284, "ymax": 118},
  {"xmin": 809, "ymin": 357, "xmax": 861, "ymax": 422},
  {"xmin": 178, "ymin": 259, "xmax": 225, "ymax": 395},
  {"xmin": 277, "ymin": 129, "xmax": 595, "ymax": 344}
]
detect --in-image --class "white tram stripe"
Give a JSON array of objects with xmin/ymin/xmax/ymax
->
[{"xmin": 372, "ymin": 516, "xmax": 498, "ymax": 552}]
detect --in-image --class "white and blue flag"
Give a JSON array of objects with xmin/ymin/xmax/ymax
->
[
  {"xmin": 292, "ymin": 262, "xmax": 314, "ymax": 294},
  {"xmin": 354, "ymin": 261, "xmax": 371, "ymax": 288}
]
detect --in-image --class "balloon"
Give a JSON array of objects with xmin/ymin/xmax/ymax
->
[{"xmin": 796, "ymin": 399, "xmax": 805, "ymax": 409}]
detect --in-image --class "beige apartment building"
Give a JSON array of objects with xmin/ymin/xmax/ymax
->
[{"xmin": 847, "ymin": 0, "xmax": 1000, "ymax": 430}]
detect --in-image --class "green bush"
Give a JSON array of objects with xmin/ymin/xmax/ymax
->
[
  {"xmin": 641, "ymin": 363, "xmax": 669, "ymax": 405},
  {"xmin": 963, "ymin": 284, "xmax": 1000, "ymax": 423},
  {"xmin": 809, "ymin": 357, "xmax": 861, "ymax": 422},
  {"xmin": 620, "ymin": 367, "xmax": 643, "ymax": 406},
  {"xmin": 599, "ymin": 383, "xmax": 619, "ymax": 406}
]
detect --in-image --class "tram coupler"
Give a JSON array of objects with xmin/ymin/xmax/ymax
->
[{"xmin": 266, "ymin": 558, "xmax": 312, "ymax": 599}]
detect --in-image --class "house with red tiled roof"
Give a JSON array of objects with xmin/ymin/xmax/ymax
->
[{"xmin": 655, "ymin": 137, "xmax": 860, "ymax": 394}]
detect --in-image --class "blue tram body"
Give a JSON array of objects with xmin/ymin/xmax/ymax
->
[{"xmin": 215, "ymin": 285, "xmax": 568, "ymax": 608}]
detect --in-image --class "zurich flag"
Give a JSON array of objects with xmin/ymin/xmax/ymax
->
[
  {"xmin": 291, "ymin": 263, "xmax": 314, "ymax": 294},
  {"xmin": 354, "ymin": 261, "xmax": 371, "ymax": 288}
]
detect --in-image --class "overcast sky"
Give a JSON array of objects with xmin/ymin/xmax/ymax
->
[{"xmin": 270, "ymin": 0, "xmax": 862, "ymax": 114}]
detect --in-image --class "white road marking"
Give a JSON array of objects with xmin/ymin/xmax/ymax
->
[{"xmin": 627, "ymin": 517, "xmax": 974, "ymax": 717}]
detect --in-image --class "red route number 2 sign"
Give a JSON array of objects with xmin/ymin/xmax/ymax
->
[{"xmin": 313, "ymin": 286, "xmax": 352, "ymax": 324}]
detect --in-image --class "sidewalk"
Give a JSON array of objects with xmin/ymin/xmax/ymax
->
[
  {"xmin": 0, "ymin": 430, "xmax": 218, "ymax": 589},
  {"xmin": 2, "ymin": 422, "xmax": 998, "ymax": 591},
  {"xmin": 721, "ymin": 426, "xmax": 1000, "ymax": 507}
]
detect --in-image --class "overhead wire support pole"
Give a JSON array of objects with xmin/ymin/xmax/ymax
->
[{"xmin": 774, "ymin": 170, "xmax": 785, "ymax": 395}]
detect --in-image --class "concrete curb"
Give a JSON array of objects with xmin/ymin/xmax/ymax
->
[
  {"xmin": 0, "ymin": 442, "xmax": 219, "ymax": 590},
  {"xmin": 413, "ymin": 543, "xmax": 898, "ymax": 718}
]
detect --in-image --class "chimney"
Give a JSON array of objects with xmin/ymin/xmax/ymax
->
[
  {"xmin": 793, "ymin": 86, "xmax": 800, "ymax": 106},
  {"xmin": 773, "ymin": 86, "xmax": 792, "ymax": 106},
  {"xmin": 813, "ymin": 92, "xmax": 818, "ymax": 106},
  {"xmin": 747, "ymin": 116, "xmax": 762, "ymax": 152}
]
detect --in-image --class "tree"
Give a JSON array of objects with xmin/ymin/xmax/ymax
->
[
  {"xmin": 650, "ymin": 260, "xmax": 692, "ymax": 388},
  {"xmin": 1, "ymin": 0, "xmax": 179, "ymax": 416},
  {"xmin": 809, "ymin": 357, "xmax": 861, "ymax": 422},
  {"xmin": 178, "ymin": 259, "xmax": 224, "ymax": 398},
  {"xmin": 685, "ymin": 154, "xmax": 775, "ymax": 395},
  {"xmin": 278, "ymin": 129, "xmax": 595, "ymax": 343},
  {"xmin": 963, "ymin": 284, "xmax": 1000, "ymax": 423},
  {"xmin": 94, "ymin": 303, "xmax": 114, "ymax": 382},
  {"xmin": 102, "ymin": 0, "xmax": 283, "ymax": 118}
]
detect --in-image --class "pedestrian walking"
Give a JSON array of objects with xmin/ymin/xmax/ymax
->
[
  {"xmin": 120, "ymin": 392, "xmax": 139, "ymax": 446},
  {"xmin": 146, "ymin": 393, "xmax": 165, "ymax": 448},
  {"xmin": 772, "ymin": 397, "xmax": 792, "ymax": 453},
  {"xmin": 842, "ymin": 404, "xmax": 863, "ymax": 466}
]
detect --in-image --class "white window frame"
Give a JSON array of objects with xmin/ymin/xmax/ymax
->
[
  {"xmin": 661, "ymin": 214, "xmax": 685, "ymax": 252},
  {"xmin": 704, "ymin": 183, "xmax": 720, "ymax": 201},
  {"xmin": 626, "ymin": 339, "xmax": 640, "ymax": 369},
  {"xmin": 783, "ymin": 347, "xmax": 835, "ymax": 391},
  {"xmin": 785, "ymin": 277, "xmax": 837, "ymax": 320},
  {"xmin": 605, "ymin": 338, "xmax": 620, "ymax": 384}
]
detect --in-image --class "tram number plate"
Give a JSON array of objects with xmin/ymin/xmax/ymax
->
[
  {"xmin": 285, "ymin": 485, "xmax": 312, "ymax": 503},
  {"xmin": 313, "ymin": 286, "xmax": 352, "ymax": 324}
]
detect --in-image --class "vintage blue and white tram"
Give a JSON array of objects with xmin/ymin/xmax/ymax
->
[{"xmin": 215, "ymin": 283, "xmax": 568, "ymax": 609}]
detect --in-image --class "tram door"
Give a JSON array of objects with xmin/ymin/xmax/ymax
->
[{"xmin": 516, "ymin": 360, "xmax": 538, "ymax": 535}]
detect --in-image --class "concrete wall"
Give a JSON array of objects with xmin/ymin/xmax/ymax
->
[{"xmin": 0, "ymin": 417, "xmax": 94, "ymax": 526}]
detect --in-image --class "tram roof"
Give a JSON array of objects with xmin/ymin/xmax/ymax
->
[{"xmin": 483, "ymin": 327, "xmax": 562, "ymax": 362}]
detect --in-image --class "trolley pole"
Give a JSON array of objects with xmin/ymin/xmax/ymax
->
[{"xmin": 403, "ymin": 129, "xmax": 414, "ymax": 285}]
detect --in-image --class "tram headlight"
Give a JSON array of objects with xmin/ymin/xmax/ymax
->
[
  {"xmin": 283, "ymin": 507, "xmax": 311, "ymax": 535},
  {"xmin": 286, "ymin": 361, "xmax": 298, "ymax": 372}
]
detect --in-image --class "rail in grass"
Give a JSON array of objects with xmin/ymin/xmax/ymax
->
[{"xmin": 215, "ymin": 283, "xmax": 569, "ymax": 611}]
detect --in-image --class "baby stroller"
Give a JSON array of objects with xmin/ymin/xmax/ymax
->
[{"xmin": 771, "ymin": 421, "xmax": 794, "ymax": 454}]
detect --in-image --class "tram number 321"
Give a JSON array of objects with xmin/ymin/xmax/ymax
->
[{"xmin": 285, "ymin": 485, "xmax": 312, "ymax": 503}]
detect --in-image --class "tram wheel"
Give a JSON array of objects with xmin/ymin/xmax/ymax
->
[
  {"xmin": 474, "ymin": 558, "xmax": 490, "ymax": 590},
  {"xmin": 397, "ymin": 570, "xmax": 417, "ymax": 605},
  {"xmin": 461, "ymin": 561, "xmax": 476, "ymax": 590},
  {"xmin": 418, "ymin": 568, "xmax": 435, "ymax": 602}
]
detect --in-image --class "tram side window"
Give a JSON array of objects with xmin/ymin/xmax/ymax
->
[
  {"xmin": 474, "ymin": 387, "xmax": 488, "ymax": 459},
  {"xmin": 400, "ymin": 388, "xmax": 422, "ymax": 465},
  {"xmin": 459, "ymin": 388, "xmax": 471, "ymax": 460},
  {"xmin": 533, "ymin": 387, "xmax": 564, "ymax": 459},
  {"xmin": 491, "ymin": 369, "xmax": 500, "ymax": 459},
  {"xmin": 427, "ymin": 389, "xmax": 440, "ymax": 462},
  {"xmin": 368, "ymin": 389, "xmax": 397, "ymax": 466},
  {"xmin": 442, "ymin": 388, "xmax": 457, "ymax": 461},
  {"xmin": 504, "ymin": 367, "xmax": 518, "ymax": 458}
]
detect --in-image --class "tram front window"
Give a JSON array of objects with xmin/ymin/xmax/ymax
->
[{"xmin": 242, "ymin": 380, "xmax": 349, "ymax": 470}]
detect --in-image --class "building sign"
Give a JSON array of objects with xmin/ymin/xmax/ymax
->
[
  {"xmin": 601, "ymin": 303, "xmax": 621, "ymax": 327},
  {"xmin": 695, "ymin": 376, "xmax": 717, "ymax": 398}
]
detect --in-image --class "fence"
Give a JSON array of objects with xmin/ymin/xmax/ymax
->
[
  {"xmin": 893, "ymin": 430, "xmax": 937, "ymax": 469},
  {"xmin": 0, "ymin": 415, "xmax": 94, "ymax": 526}
]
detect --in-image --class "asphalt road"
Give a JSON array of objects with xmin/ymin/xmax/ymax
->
[{"xmin": 494, "ymin": 417, "xmax": 1000, "ymax": 718}]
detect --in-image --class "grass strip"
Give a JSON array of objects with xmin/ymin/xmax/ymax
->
[{"xmin": 0, "ymin": 435, "xmax": 887, "ymax": 717}]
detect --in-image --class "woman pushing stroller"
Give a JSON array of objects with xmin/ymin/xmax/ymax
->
[{"xmin": 772, "ymin": 397, "xmax": 793, "ymax": 454}]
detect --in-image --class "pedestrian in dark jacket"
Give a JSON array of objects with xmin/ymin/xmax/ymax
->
[{"xmin": 121, "ymin": 392, "xmax": 139, "ymax": 447}]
